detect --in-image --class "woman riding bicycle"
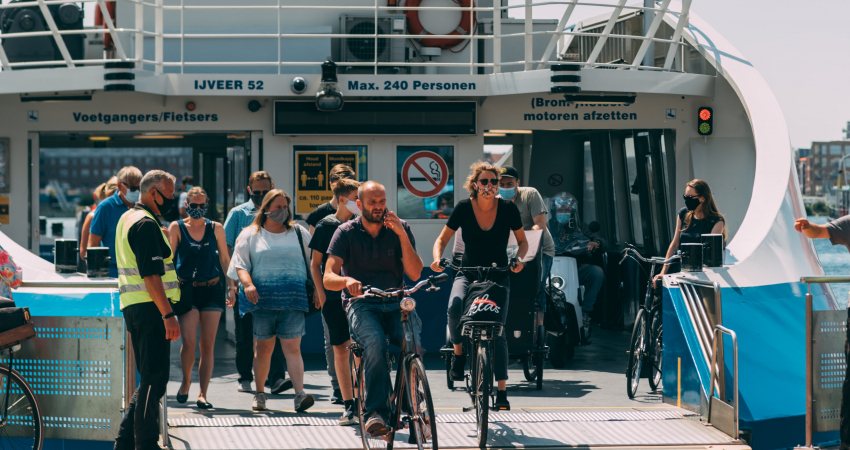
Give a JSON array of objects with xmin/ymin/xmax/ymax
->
[
  {"xmin": 654, "ymin": 179, "xmax": 726, "ymax": 285},
  {"xmin": 431, "ymin": 161, "xmax": 527, "ymax": 410}
]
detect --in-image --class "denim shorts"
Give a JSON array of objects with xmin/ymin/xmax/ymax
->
[{"xmin": 251, "ymin": 309, "xmax": 306, "ymax": 340}]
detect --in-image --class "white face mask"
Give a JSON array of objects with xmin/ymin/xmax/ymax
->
[{"xmin": 345, "ymin": 199, "xmax": 361, "ymax": 215}]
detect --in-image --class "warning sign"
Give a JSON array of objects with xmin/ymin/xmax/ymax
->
[
  {"xmin": 294, "ymin": 150, "xmax": 358, "ymax": 215},
  {"xmin": 396, "ymin": 146, "xmax": 454, "ymax": 220},
  {"xmin": 401, "ymin": 151, "xmax": 449, "ymax": 198}
]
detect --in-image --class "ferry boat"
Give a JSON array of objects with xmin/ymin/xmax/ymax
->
[{"xmin": 0, "ymin": 1, "xmax": 836, "ymax": 449}]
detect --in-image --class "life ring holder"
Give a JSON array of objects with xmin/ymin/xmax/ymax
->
[{"xmin": 405, "ymin": 0, "xmax": 475, "ymax": 49}]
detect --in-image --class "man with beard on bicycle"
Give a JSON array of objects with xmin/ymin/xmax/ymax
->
[{"xmin": 323, "ymin": 181, "xmax": 423, "ymax": 436}]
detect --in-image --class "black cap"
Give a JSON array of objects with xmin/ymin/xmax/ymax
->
[{"xmin": 499, "ymin": 166, "xmax": 519, "ymax": 179}]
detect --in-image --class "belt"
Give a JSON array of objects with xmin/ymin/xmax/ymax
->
[{"xmin": 191, "ymin": 277, "xmax": 220, "ymax": 287}]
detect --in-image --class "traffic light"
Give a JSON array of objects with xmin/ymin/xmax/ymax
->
[{"xmin": 697, "ymin": 106, "xmax": 713, "ymax": 136}]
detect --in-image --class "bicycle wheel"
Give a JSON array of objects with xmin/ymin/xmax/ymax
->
[
  {"xmin": 474, "ymin": 343, "xmax": 491, "ymax": 449},
  {"xmin": 0, "ymin": 365, "xmax": 42, "ymax": 450},
  {"xmin": 626, "ymin": 309, "xmax": 647, "ymax": 399},
  {"xmin": 521, "ymin": 356, "xmax": 537, "ymax": 382},
  {"xmin": 648, "ymin": 309, "xmax": 663, "ymax": 391},
  {"xmin": 407, "ymin": 357, "xmax": 438, "ymax": 450},
  {"xmin": 357, "ymin": 354, "xmax": 393, "ymax": 450}
]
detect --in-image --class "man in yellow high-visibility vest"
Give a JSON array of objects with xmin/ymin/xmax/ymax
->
[{"xmin": 114, "ymin": 169, "xmax": 181, "ymax": 450}]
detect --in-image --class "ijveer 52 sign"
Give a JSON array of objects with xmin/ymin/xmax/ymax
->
[{"xmin": 294, "ymin": 149, "xmax": 358, "ymax": 216}]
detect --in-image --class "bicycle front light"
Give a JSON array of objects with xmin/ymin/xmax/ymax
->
[
  {"xmin": 400, "ymin": 297, "xmax": 416, "ymax": 312},
  {"xmin": 550, "ymin": 276, "xmax": 565, "ymax": 290}
]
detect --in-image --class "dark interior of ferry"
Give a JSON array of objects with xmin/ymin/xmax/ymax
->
[{"xmin": 36, "ymin": 129, "xmax": 677, "ymax": 358}]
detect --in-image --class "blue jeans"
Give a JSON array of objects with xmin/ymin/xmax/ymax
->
[
  {"xmin": 536, "ymin": 254, "xmax": 554, "ymax": 312},
  {"xmin": 579, "ymin": 263, "xmax": 604, "ymax": 314},
  {"xmin": 347, "ymin": 300, "xmax": 404, "ymax": 421}
]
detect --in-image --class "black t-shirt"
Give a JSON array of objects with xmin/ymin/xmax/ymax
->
[
  {"xmin": 678, "ymin": 207, "xmax": 723, "ymax": 245},
  {"xmin": 306, "ymin": 202, "xmax": 336, "ymax": 227},
  {"xmin": 447, "ymin": 199, "xmax": 522, "ymax": 267},
  {"xmin": 127, "ymin": 205, "xmax": 173, "ymax": 277},
  {"xmin": 327, "ymin": 218, "xmax": 416, "ymax": 291},
  {"xmin": 309, "ymin": 214, "xmax": 343, "ymax": 268}
]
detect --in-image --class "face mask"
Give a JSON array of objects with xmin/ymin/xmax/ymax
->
[
  {"xmin": 345, "ymin": 199, "xmax": 361, "ymax": 215},
  {"xmin": 556, "ymin": 212, "xmax": 571, "ymax": 224},
  {"xmin": 683, "ymin": 195, "xmax": 701, "ymax": 211},
  {"xmin": 124, "ymin": 190, "xmax": 140, "ymax": 204},
  {"xmin": 155, "ymin": 189, "xmax": 178, "ymax": 217},
  {"xmin": 186, "ymin": 205, "xmax": 207, "ymax": 219},
  {"xmin": 250, "ymin": 193, "xmax": 264, "ymax": 207},
  {"xmin": 266, "ymin": 208, "xmax": 289, "ymax": 224},
  {"xmin": 498, "ymin": 187, "xmax": 517, "ymax": 200}
]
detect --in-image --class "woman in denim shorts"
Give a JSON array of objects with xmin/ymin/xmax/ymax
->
[
  {"xmin": 168, "ymin": 187, "xmax": 230, "ymax": 409},
  {"xmin": 228, "ymin": 189, "xmax": 315, "ymax": 413}
]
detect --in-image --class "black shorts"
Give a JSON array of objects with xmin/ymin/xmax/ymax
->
[
  {"xmin": 179, "ymin": 280, "xmax": 226, "ymax": 313},
  {"xmin": 321, "ymin": 291, "xmax": 350, "ymax": 346}
]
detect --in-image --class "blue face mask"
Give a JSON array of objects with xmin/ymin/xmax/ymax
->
[
  {"xmin": 499, "ymin": 187, "xmax": 517, "ymax": 200},
  {"xmin": 124, "ymin": 190, "xmax": 140, "ymax": 204},
  {"xmin": 556, "ymin": 212, "xmax": 571, "ymax": 224}
]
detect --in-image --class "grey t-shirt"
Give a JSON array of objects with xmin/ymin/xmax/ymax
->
[
  {"xmin": 512, "ymin": 186, "xmax": 555, "ymax": 257},
  {"xmin": 827, "ymin": 216, "xmax": 850, "ymax": 250}
]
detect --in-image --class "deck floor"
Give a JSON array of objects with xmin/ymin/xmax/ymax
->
[{"xmin": 163, "ymin": 315, "xmax": 747, "ymax": 449}]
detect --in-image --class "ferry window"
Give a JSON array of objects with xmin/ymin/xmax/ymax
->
[
  {"xmin": 483, "ymin": 144, "xmax": 513, "ymax": 166},
  {"xmin": 623, "ymin": 136, "xmax": 644, "ymax": 246},
  {"xmin": 582, "ymin": 141, "xmax": 597, "ymax": 224}
]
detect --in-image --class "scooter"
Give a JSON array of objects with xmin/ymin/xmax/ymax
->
[{"xmin": 544, "ymin": 254, "xmax": 585, "ymax": 368}]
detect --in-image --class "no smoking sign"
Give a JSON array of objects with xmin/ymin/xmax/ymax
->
[{"xmin": 401, "ymin": 150, "xmax": 449, "ymax": 198}]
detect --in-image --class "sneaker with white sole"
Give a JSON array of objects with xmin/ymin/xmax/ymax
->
[
  {"xmin": 365, "ymin": 414, "xmax": 389, "ymax": 436},
  {"xmin": 338, "ymin": 400, "xmax": 358, "ymax": 426},
  {"xmin": 252, "ymin": 392, "xmax": 267, "ymax": 411},
  {"xmin": 294, "ymin": 391, "xmax": 315, "ymax": 412},
  {"xmin": 238, "ymin": 380, "xmax": 253, "ymax": 393}
]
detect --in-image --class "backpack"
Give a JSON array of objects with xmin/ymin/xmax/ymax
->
[{"xmin": 460, "ymin": 279, "xmax": 509, "ymax": 325}]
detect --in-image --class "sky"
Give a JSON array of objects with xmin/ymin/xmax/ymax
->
[
  {"xmin": 507, "ymin": 0, "xmax": 850, "ymax": 149},
  {"xmin": 690, "ymin": 0, "xmax": 850, "ymax": 149}
]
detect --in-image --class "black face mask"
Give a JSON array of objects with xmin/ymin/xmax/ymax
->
[
  {"xmin": 250, "ymin": 189, "xmax": 269, "ymax": 207},
  {"xmin": 683, "ymin": 195, "xmax": 700, "ymax": 211},
  {"xmin": 155, "ymin": 188, "xmax": 179, "ymax": 217}
]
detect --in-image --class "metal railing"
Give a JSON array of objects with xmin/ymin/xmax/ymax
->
[
  {"xmin": 797, "ymin": 276, "xmax": 848, "ymax": 450},
  {"xmin": 708, "ymin": 324, "xmax": 738, "ymax": 440},
  {"xmin": 0, "ymin": 0, "xmax": 698, "ymax": 75},
  {"xmin": 677, "ymin": 277, "xmax": 725, "ymax": 396}
]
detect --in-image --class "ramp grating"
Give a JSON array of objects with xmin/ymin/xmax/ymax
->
[{"xmin": 168, "ymin": 409, "xmax": 696, "ymax": 428}]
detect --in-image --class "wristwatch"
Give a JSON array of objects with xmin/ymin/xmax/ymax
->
[{"xmin": 162, "ymin": 311, "xmax": 176, "ymax": 320}]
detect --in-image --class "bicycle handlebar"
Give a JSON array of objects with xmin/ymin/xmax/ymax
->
[
  {"xmin": 347, "ymin": 273, "xmax": 450, "ymax": 302},
  {"xmin": 618, "ymin": 246, "xmax": 681, "ymax": 267},
  {"xmin": 439, "ymin": 258, "xmax": 515, "ymax": 272}
]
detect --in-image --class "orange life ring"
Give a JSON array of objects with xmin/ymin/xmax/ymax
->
[
  {"xmin": 405, "ymin": 0, "xmax": 475, "ymax": 49},
  {"xmin": 94, "ymin": 1, "xmax": 117, "ymax": 50}
]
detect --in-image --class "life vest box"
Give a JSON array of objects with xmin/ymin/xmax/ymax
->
[{"xmin": 87, "ymin": 247, "xmax": 111, "ymax": 278}]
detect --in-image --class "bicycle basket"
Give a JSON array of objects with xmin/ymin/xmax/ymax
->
[{"xmin": 460, "ymin": 280, "xmax": 509, "ymax": 325}]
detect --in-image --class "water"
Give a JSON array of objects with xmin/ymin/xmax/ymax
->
[{"xmin": 810, "ymin": 216, "xmax": 850, "ymax": 302}]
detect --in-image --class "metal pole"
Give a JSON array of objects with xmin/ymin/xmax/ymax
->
[
  {"xmin": 642, "ymin": 0, "xmax": 654, "ymax": 67},
  {"xmin": 805, "ymin": 289, "xmax": 813, "ymax": 448}
]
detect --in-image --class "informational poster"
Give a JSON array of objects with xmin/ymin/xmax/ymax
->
[
  {"xmin": 0, "ymin": 195, "xmax": 9, "ymax": 224},
  {"xmin": 293, "ymin": 145, "xmax": 366, "ymax": 216},
  {"xmin": 396, "ymin": 145, "xmax": 454, "ymax": 219}
]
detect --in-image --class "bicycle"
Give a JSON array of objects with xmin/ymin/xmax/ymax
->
[
  {"xmin": 439, "ymin": 259, "xmax": 514, "ymax": 449},
  {"xmin": 0, "ymin": 308, "xmax": 42, "ymax": 450},
  {"xmin": 346, "ymin": 273, "xmax": 449, "ymax": 450},
  {"xmin": 619, "ymin": 244, "xmax": 680, "ymax": 399}
]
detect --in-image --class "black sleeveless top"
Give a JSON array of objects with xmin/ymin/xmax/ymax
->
[
  {"xmin": 175, "ymin": 219, "xmax": 222, "ymax": 282},
  {"xmin": 677, "ymin": 207, "xmax": 723, "ymax": 246}
]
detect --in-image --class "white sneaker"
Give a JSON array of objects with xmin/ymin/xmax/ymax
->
[
  {"xmin": 238, "ymin": 380, "xmax": 253, "ymax": 393},
  {"xmin": 252, "ymin": 392, "xmax": 267, "ymax": 411}
]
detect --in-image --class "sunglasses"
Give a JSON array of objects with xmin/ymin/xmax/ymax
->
[
  {"xmin": 683, "ymin": 195, "xmax": 699, "ymax": 200},
  {"xmin": 251, "ymin": 190, "xmax": 270, "ymax": 197},
  {"xmin": 330, "ymin": 173, "xmax": 355, "ymax": 182},
  {"xmin": 188, "ymin": 203, "xmax": 206, "ymax": 209},
  {"xmin": 477, "ymin": 178, "xmax": 498, "ymax": 186}
]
